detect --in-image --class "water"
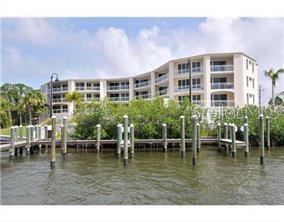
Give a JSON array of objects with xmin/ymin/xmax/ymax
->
[{"xmin": 1, "ymin": 147, "xmax": 284, "ymax": 205}]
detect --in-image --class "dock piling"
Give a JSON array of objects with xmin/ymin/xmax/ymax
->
[
  {"xmin": 259, "ymin": 114, "xmax": 265, "ymax": 164},
  {"xmin": 224, "ymin": 123, "xmax": 229, "ymax": 155},
  {"xmin": 162, "ymin": 123, "xmax": 167, "ymax": 152},
  {"xmin": 62, "ymin": 117, "xmax": 68, "ymax": 158},
  {"xmin": 117, "ymin": 124, "xmax": 122, "ymax": 157},
  {"xmin": 196, "ymin": 122, "xmax": 200, "ymax": 152},
  {"xmin": 26, "ymin": 125, "xmax": 31, "ymax": 154},
  {"xmin": 192, "ymin": 115, "xmax": 197, "ymax": 165},
  {"xmin": 266, "ymin": 116, "xmax": 270, "ymax": 150},
  {"xmin": 130, "ymin": 123, "xmax": 135, "ymax": 156},
  {"xmin": 123, "ymin": 115, "xmax": 129, "ymax": 166},
  {"xmin": 15, "ymin": 126, "xmax": 19, "ymax": 142},
  {"xmin": 50, "ymin": 116, "xmax": 56, "ymax": 169},
  {"xmin": 180, "ymin": 115, "xmax": 185, "ymax": 156},
  {"xmin": 96, "ymin": 124, "xmax": 101, "ymax": 153},
  {"xmin": 9, "ymin": 126, "xmax": 15, "ymax": 158},
  {"xmin": 231, "ymin": 124, "xmax": 236, "ymax": 157},
  {"xmin": 217, "ymin": 123, "xmax": 221, "ymax": 152},
  {"xmin": 19, "ymin": 125, "xmax": 23, "ymax": 140},
  {"xmin": 244, "ymin": 123, "xmax": 249, "ymax": 157}
]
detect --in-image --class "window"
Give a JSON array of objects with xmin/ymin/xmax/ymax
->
[
  {"xmin": 252, "ymin": 63, "xmax": 254, "ymax": 72},
  {"xmin": 246, "ymin": 76, "xmax": 249, "ymax": 87},
  {"xmin": 247, "ymin": 93, "xmax": 249, "ymax": 104},
  {"xmin": 192, "ymin": 62, "xmax": 201, "ymax": 68},
  {"xmin": 192, "ymin": 78, "xmax": 201, "ymax": 88},
  {"xmin": 211, "ymin": 94, "xmax": 227, "ymax": 101},
  {"xmin": 253, "ymin": 95, "xmax": 255, "ymax": 104},
  {"xmin": 178, "ymin": 63, "xmax": 189, "ymax": 73},
  {"xmin": 252, "ymin": 79, "xmax": 255, "ymax": 88},
  {"xmin": 87, "ymin": 83, "xmax": 92, "ymax": 87},
  {"xmin": 178, "ymin": 96, "xmax": 187, "ymax": 101},
  {"xmin": 211, "ymin": 77, "xmax": 227, "ymax": 83},
  {"xmin": 192, "ymin": 95, "xmax": 201, "ymax": 101},
  {"xmin": 62, "ymin": 105, "xmax": 68, "ymax": 113},
  {"xmin": 178, "ymin": 79, "xmax": 189, "ymax": 87},
  {"xmin": 211, "ymin": 61, "xmax": 226, "ymax": 65},
  {"xmin": 246, "ymin": 59, "xmax": 248, "ymax": 70}
]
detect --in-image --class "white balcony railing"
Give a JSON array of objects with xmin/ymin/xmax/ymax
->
[
  {"xmin": 176, "ymin": 67, "xmax": 203, "ymax": 75},
  {"xmin": 107, "ymin": 85, "xmax": 129, "ymax": 91},
  {"xmin": 135, "ymin": 94, "xmax": 151, "ymax": 100},
  {"xmin": 135, "ymin": 81, "xmax": 151, "ymax": 88},
  {"xmin": 155, "ymin": 74, "xmax": 169, "ymax": 83},
  {"xmin": 52, "ymin": 109, "xmax": 68, "ymax": 114},
  {"xmin": 86, "ymin": 86, "xmax": 100, "ymax": 91},
  {"xmin": 76, "ymin": 86, "xmax": 85, "ymax": 91},
  {"xmin": 50, "ymin": 87, "xmax": 68, "ymax": 93},
  {"xmin": 155, "ymin": 88, "xmax": 168, "ymax": 96},
  {"xmin": 108, "ymin": 96, "xmax": 129, "ymax": 102},
  {"xmin": 210, "ymin": 65, "xmax": 233, "ymax": 72},
  {"xmin": 211, "ymin": 82, "xmax": 234, "ymax": 89},
  {"xmin": 211, "ymin": 100, "xmax": 235, "ymax": 107},
  {"xmin": 174, "ymin": 84, "xmax": 204, "ymax": 92},
  {"xmin": 52, "ymin": 98, "xmax": 66, "ymax": 103}
]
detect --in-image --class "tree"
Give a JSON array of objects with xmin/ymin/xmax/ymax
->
[
  {"xmin": 264, "ymin": 68, "xmax": 284, "ymax": 108},
  {"xmin": 0, "ymin": 96, "xmax": 12, "ymax": 128},
  {"xmin": 65, "ymin": 91, "xmax": 83, "ymax": 114}
]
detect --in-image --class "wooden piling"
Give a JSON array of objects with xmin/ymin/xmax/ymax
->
[
  {"xmin": 130, "ymin": 123, "xmax": 134, "ymax": 156},
  {"xmin": 162, "ymin": 123, "xmax": 167, "ymax": 152},
  {"xmin": 62, "ymin": 117, "xmax": 68, "ymax": 158},
  {"xmin": 30, "ymin": 125, "xmax": 34, "ymax": 142},
  {"xmin": 228, "ymin": 124, "xmax": 232, "ymax": 153},
  {"xmin": 266, "ymin": 116, "xmax": 270, "ymax": 150},
  {"xmin": 96, "ymin": 124, "xmax": 101, "ymax": 153},
  {"xmin": 192, "ymin": 115, "xmax": 197, "ymax": 165},
  {"xmin": 217, "ymin": 123, "xmax": 221, "ymax": 152},
  {"xmin": 50, "ymin": 116, "xmax": 56, "ymax": 169},
  {"xmin": 224, "ymin": 123, "xmax": 229, "ymax": 155},
  {"xmin": 35, "ymin": 125, "xmax": 38, "ymax": 140},
  {"xmin": 117, "ymin": 124, "xmax": 122, "ymax": 157},
  {"xmin": 180, "ymin": 115, "xmax": 185, "ymax": 155},
  {"xmin": 259, "ymin": 114, "xmax": 265, "ymax": 164},
  {"xmin": 231, "ymin": 124, "xmax": 236, "ymax": 157},
  {"xmin": 196, "ymin": 123, "xmax": 200, "ymax": 152},
  {"xmin": 26, "ymin": 125, "xmax": 31, "ymax": 154},
  {"xmin": 9, "ymin": 126, "xmax": 15, "ymax": 158},
  {"xmin": 244, "ymin": 123, "xmax": 249, "ymax": 157},
  {"xmin": 19, "ymin": 125, "xmax": 23, "ymax": 140},
  {"xmin": 123, "ymin": 115, "xmax": 128, "ymax": 166},
  {"xmin": 44, "ymin": 125, "xmax": 48, "ymax": 151},
  {"xmin": 14, "ymin": 126, "xmax": 19, "ymax": 142}
]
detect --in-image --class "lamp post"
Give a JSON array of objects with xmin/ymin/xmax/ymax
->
[
  {"xmin": 188, "ymin": 58, "xmax": 192, "ymax": 103},
  {"xmin": 50, "ymin": 73, "xmax": 59, "ymax": 118}
]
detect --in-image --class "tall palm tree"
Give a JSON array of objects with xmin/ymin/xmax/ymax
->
[{"xmin": 264, "ymin": 68, "xmax": 284, "ymax": 108}]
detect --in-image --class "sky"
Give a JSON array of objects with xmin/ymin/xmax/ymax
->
[{"xmin": 1, "ymin": 17, "xmax": 284, "ymax": 104}]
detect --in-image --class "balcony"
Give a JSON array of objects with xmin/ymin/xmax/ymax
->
[
  {"xmin": 86, "ymin": 86, "xmax": 100, "ymax": 91},
  {"xmin": 52, "ymin": 109, "xmax": 68, "ymax": 114},
  {"xmin": 135, "ymin": 94, "xmax": 151, "ymax": 100},
  {"xmin": 107, "ymin": 85, "xmax": 129, "ymax": 91},
  {"xmin": 211, "ymin": 82, "xmax": 234, "ymax": 90},
  {"xmin": 108, "ymin": 96, "xmax": 129, "ymax": 102},
  {"xmin": 76, "ymin": 86, "xmax": 85, "ymax": 91},
  {"xmin": 175, "ymin": 67, "xmax": 203, "ymax": 75},
  {"xmin": 52, "ymin": 98, "xmax": 66, "ymax": 103},
  {"xmin": 49, "ymin": 87, "xmax": 68, "ymax": 93},
  {"xmin": 155, "ymin": 74, "xmax": 168, "ymax": 83},
  {"xmin": 135, "ymin": 81, "xmax": 151, "ymax": 88},
  {"xmin": 192, "ymin": 100, "xmax": 203, "ymax": 106},
  {"xmin": 174, "ymin": 84, "xmax": 204, "ymax": 92},
  {"xmin": 210, "ymin": 65, "xmax": 233, "ymax": 72},
  {"xmin": 211, "ymin": 100, "xmax": 235, "ymax": 107},
  {"xmin": 155, "ymin": 88, "xmax": 168, "ymax": 96}
]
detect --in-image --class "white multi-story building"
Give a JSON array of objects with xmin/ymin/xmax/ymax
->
[{"xmin": 41, "ymin": 52, "xmax": 258, "ymax": 118}]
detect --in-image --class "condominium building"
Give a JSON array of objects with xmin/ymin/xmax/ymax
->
[{"xmin": 41, "ymin": 52, "xmax": 258, "ymax": 118}]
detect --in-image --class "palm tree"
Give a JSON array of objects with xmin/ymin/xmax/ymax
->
[
  {"xmin": 65, "ymin": 91, "xmax": 83, "ymax": 114},
  {"xmin": 264, "ymin": 68, "xmax": 284, "ymax": 108}
]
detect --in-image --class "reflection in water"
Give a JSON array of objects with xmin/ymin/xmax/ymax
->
[{"xmin": 1, "ymin": 147, "xmax": 284, "ymax": 205}]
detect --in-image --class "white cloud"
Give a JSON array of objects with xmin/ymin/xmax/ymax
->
[{"xmin": 2, "ymin": 18, "xmax": 284, "ymax": 103}]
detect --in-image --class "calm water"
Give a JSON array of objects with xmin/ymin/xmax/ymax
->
[{"xmin": 1, "ymin": 147, "xmax": 284, "ymax": 205}]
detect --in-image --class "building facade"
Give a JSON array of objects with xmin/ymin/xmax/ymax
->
[{"xmin": 41, "ymin": 52, "xmax": 259, "ymax": 119}]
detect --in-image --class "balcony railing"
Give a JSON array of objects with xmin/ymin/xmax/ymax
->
[
  {"xmin": 211, "ymin": 100, "xmax": 235, "ymax": 107},
  {"xmin": 176, "ymin": 67, "xmax": 203, "ymax": 75},
  {"xmin": 52, "ymin": 109, "xmax": 68, "ymax": 114},
  {"xmin": 155, "ymin": 74, "xmax": 168, "ymax": 83},
  {"xmin": 49, "ymin": 87, "xmax": 68, "ymax": 93},
  {"xmin": 76, "ymin": 86, "xmax": 85, "ymax": 91},
  {"xmin": 108, "ymin": 96, "xmax": 129, "ymax": 102},
  {"xmin": 107, "ymin": 85, "xmax": 129, "ymax": 91},
  {"xmin": 135, "ymin": 94, "xmax": 151, "ymax": 100},
  {"xmin": 210, "ymin": 65, "xmax": 233, "ymax": 72},
  {"xmin": 174, "ymin": 84, "xmax": 204, "ymax": 92},
  {"xmin": 135, "ymin": 81, "xmax": 151, "ymax": 88},
  {"xmin": 86, "ymin": 86, "xmax": 100, "ymax": 91},
  {"xmin": 155, "ymin": 88, "xmax": 168, "ymax": 96},
  {"xmin": 211, "ymin": 82, "xmax": 234, "ymax": 89},
  {"xmin": 52, "ymin": 98, "xmax": 66, "ymax": 103}
]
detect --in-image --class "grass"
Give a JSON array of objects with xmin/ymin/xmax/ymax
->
[{"xmin": 0, "ymin": 126, "xmax": 27, "ymax": 137}]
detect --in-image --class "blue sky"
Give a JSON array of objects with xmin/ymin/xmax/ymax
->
[{"xmin": 1, "ymin": 17, "xmax": 284, "ymax": 103}]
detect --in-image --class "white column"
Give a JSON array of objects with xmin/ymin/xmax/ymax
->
[
  {"xmin": 168, "ymin": 62, "xmax": 174, "ymax": 99},
  {"xmin": 129, "ymin": 77, "xmax": 134, "ymax": 100},
  {"xmin": 233, "ymin": 54, "xmax": 244, "ymax": 107},
  {"xmin": 151, "ymin": 71, "xmax": 155, "ymax": 99},
  {"xmin": 100, "ymin": 79, "xmax": 107, "ymax": 101},
  {"xmin": 203, "ymin": 55, "xmax": 211, "ymax": 107}
]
